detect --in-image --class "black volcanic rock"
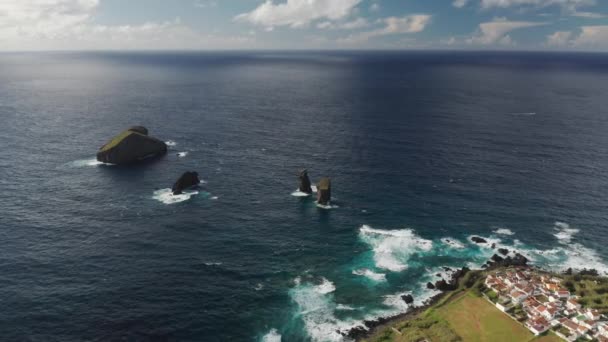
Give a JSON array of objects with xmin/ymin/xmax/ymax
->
[
  {"xmin": 96, "ymin": 126, "xmax": 167, "ymax": 165},
  {"xmin": 498, "ymin": 248, "xmax": 509, "ymax": 256},
  {"xmin": 491, "ymin": 254, "xmax": 504, "ymax": 263},
  {"xmin": 491, "ymin": 243, "xmax": 496, "ymax": 249},
  {"xmin": 471, "ymin": 236, "xmax": 487, "ymax": 244},
  {"xmin": 401, "ymin": 294, "xmax": 414, "ymax": 304},
  {"xmin": 427, "ymin": 282, "xmax": 436, "ymax": 289},
  {"xmin": 512, "ymin": 253, "xmax": 529, "ymax": 266},
  {"xmin": 434, "ymin": 279, "xmax": 454, "ymax": 291},
  {"xmin": 298, "ymin": 169, "xmax": 312, "ymax": 194},
  {"xmin": 172, "ymin": 171, "xmax": 201, "ymax": 195}
]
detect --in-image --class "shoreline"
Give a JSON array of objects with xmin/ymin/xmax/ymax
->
[
  {"xmin": 346, "ymin": 290, "xmax": 448, "ymax": 341},
  {"xmin": 346, "ymin": 239, "xmax": 540, "ymax": 341}
]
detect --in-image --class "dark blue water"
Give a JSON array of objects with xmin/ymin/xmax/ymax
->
[{"xmin": 2, "ymin": 51, "xmax": 608, "ymax": 342}]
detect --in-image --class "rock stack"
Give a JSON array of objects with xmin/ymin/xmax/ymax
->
[
  {"xmin": 298, "ymin": 169, "xmax": 312, "ymax": 194},
  {"xmin": 317, "ymin": 177, "xmax": 331, "ymax": 205},
  {"xmin": 172, "ymin": 171, "xmax": 201, "ymax": 195},
  {"xmin": 96, "ymin": 126, "xmax": 167, "ymax": 165}
]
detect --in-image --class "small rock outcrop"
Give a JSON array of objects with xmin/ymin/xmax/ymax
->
[
  {"xmin": 401, "ymin": 294, "xmax": 414, "ymax": 304},
  {"xmin": 434, "ymin": 267, "xmax": 470, "ymax": 292},
  {"xmin": 172, "ymin": 171, "xmax": 201, "ymax": 195},
  {"xmin": 487, "ymin": 252, "xmax": 529, "ymax": 268},
  {"xmin": 498, "ymin": 248, "xmax": 509, "ymax": 256},
  {"xmin": 96, "ymin": 126, "xmax": 167, "ymax": 165},
  {"xmin": 317, "ymin": 177, "xmax": 331, "ymax": 205},
  {"xmin": 427, "ymin": 282, "xmax": 435, "ymax": 289},
  {"xmin": 491, "ymin": 254, "xmax": 504, "ymax": 263},
  {"xmin": 471, "ymin": 236, "xmax": 487, "ymax": 244},
  {"xmin": 298, "ymin": 169, "xmax": 312, "ymax": 194}
]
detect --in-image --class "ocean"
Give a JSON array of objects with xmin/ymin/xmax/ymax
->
[{"xmin": 1, "ymin": 51, "xmax": 608, "ymax": 342}]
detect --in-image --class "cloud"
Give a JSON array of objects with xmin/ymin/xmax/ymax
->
[
  {"xmin": 369, "ymin": 2, "xmax": 380, "ymax": 12},
  {"xmin": 234, "ymin": 0, "xmax": 362, "ymax": 29},
  {"xmin": 194, "ymin": 0, "xmax": 218, "ymax": 9},
  {"xmin": 545, "ymin": 30, "xmax": 573, "ymax": 46},
  {"xmin": 453, "ymin": 0, "xmax": 470, "ymax": 8},
  {"xmin": 316, "ymin": 17, "xmax": 369, "ymax": 29},
  {"xmin": 478, "ymin": 0, "xmax": 595, "ymax": 9},
  {"xmin": 571, "ymin": 25, "xmax": 608, "ymax": 47},
  {"xmin": 0, "ymin": 0, "xmax": 99, "ymax": 38},
  {"xmin": 570, "ymin": 11, "xmax": 606, "ymax": 18},
  {"xmin": 545, "ymin": 26, "xmax": 608, "ymax": 49},
  {"xmin": 466, "ymin": 17, "xmax": 545, "ymax": 45},
  {"xmin": 0, "ymin": 0, "xmax": 254, "ymax": 50},
  {"xmin": 339, "ymin": 15, "xmax": 431, "ymax": 44}
]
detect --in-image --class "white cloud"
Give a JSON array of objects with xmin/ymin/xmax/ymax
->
[
  {"xmin": 479, "ymin": 0, "xmax": 595, "ymax": 9},
  {"xmin": 370, "ymin": 2, "xmax": 380, "ymax": 12},
  {"xmin": 453, "ymin": 0, "xmax": 469, "ymax": 8},
  {"xmin": 0, "ymin": 0, "xmax": 99, "ymax": 38},
  {"xmin": 339, "ymin": 14, "xmax": 431, "ymax": 44},
  {"xmin": 317, "ymin": 17, "xmax": 369, "ymax": 29},
  {"xmin": 234, "ymin": 0, "xmax": 362, "ymax": 29},
  {"xmin": 466, "ymin": 17, "xmax": 545, "ymax": 45},
  {"xmin": 546, "ymin": 30, "xmax": 573, "ymax": 46},
  {"xmin": 545, "ymin": 26, "xmax": 608, "ymax": 49},
  {"xmin": 194, "ymin": 0, "xmax": 218, "ymax": 9},
  {"xmin": 570, "ymin": 11, "xmax": 606, "ymax": 18},
  {"xmin": 0, "ymin": 0, "xmax": 254, "ymax": 50},
  {"xmin": 571, "ymin": 25, "xmax": 608, "ymax": 47}
]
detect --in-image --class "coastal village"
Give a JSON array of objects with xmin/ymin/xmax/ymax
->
[{"xmin": 485, "ymin": 268, "xmax": 607, "ymax": 341}]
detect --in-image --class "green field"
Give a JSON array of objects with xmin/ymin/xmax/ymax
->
[{"xmin": 365, "ymin": 270, "xmax": 563, "ymax": 342}]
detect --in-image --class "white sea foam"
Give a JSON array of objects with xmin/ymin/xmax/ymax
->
[
  {"xmin": 359, "ymin": 225, "xmax": 433, "ymax": 272},
  {"xmin": 152, "ymin": 188, "xmax": 198, "ymax": 204},
  {"xmin": 290, "ymin": 277, "xmax": 361, "ymax": 342},
  {"xmin": 494, "ymin": 228, "xmax": 514, "ymax": 236},
  {"xmin": 352, "ymin": 268, "xmax": 387, "ymax": 282},
  {"xmin": 210, "ymin": 196, "xmax": 219, "ymax": 200},
  {"xmin": 440, "ymin": 237, "xmax": 466, "ymax": 249},
  {"xmin": 316, "ymin": 203, "xmax": 339, "ymax": 210},
  {"xmin": 314, "ymin": 278, "xmax": 336, "ymax": 294},
  {"xmin": 553, "ymin": 221, "xmax": 580, "ymax": 243},
  {"xmin": 204, "ymin": 262, "xmax": 222, "ymax": 266},
  {"xmin": 261, "ymin": 328, "xmax": 281, "ymax": 342},
  {"xmin": 165, "ymin": 140, "xmax": 177, "ymax": 146},
  {"xmin": 255, "ymin": 283, "xmax": 264, "ymax": 291},
  {"xmin": 336, "ymin": 304, "xmax": 356, "ymax": 311},
  {"xmin": 69, "ymin": 158, "xmax": 108, "ymax": 167},
  {"xmin": 291, "ymin": 190, "xmax": 312, "ymax": 197},
  {"xmin": 177, "ymin": 151, "xmax": 188, "ymax": 158}
]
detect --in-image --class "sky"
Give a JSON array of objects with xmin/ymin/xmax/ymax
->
[{"xmin": 1, "ymin": 0, "xmax": 608, "ymax": 51}]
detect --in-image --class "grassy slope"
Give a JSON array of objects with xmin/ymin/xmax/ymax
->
[
  {"xmin": 364, "ymin": 270, "xmax": 568, "ymax": 342},
  {"xmin": 435, "ymin": 292, "xmax": 532, "ymax": 342},
  {"xmin": 563, "ymin": 274, "xmax": 608, "ymax": 314},
  {"xmin": 98, "ymin": 130, "xmax": 134, "ymax": 152}
]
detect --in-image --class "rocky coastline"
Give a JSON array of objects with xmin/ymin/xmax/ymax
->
[{"xmin": 346, "ymin": 237, "xmax": 534, "ymax": 341}]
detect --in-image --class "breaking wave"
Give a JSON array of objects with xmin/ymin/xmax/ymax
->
[
  {"xmin": 68, "ymin": 158, "xmax": 109, "ymax": 167},
  {"xmin": 493, "ymin": 228, "xmax": 514, "ymax": 235},
  {"xmin": 177, "ymin": 151, "xmax": 188, "ymax": 158},
  {"xmin": 289, "ymin": 277, "xmax": 360, "ymax": 342},
  {"xmin": 152, "ymin": 188, "xmax": 199, "ymax": 204},
  {"xmin": 553, "ymin": 221, "xmax": 579, "ymax": 243},
  {"xmin": 352, "ymin": 268, "xmax": 387, "ymax": 282},
  {"xmin": 261, "ymin": 329, "xmax": 281, "ymax": 342},
  {"xmin": 165, "ymin": 140, "xmax": 177, "ymax": 146},
  {"xmin": 358, "ymin": 225, "xmax": 433, "ymax": 272},
  {"xmin": 292, "ymin": 185, "xmax": 318, "ymax": 197}
]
